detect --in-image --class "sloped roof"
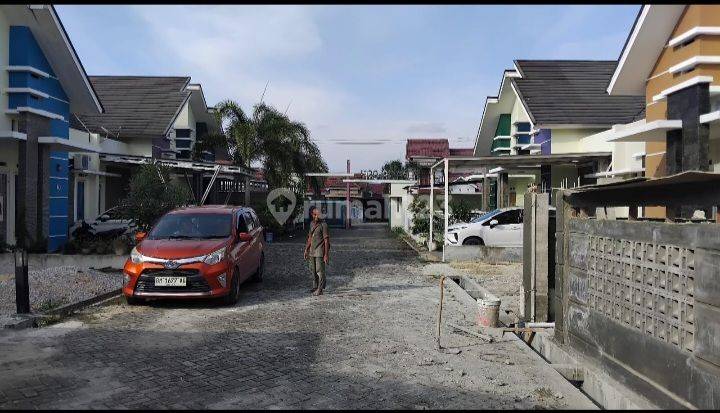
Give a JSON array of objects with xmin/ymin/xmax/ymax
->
[
  {"xmin": 406, "ymin": 139, "xmax": 450, "ymax": 159},
  {"xmin": 71, "ymin": 76, "xmax": 191, "ymax": 140},
  {"xmin": 512, "ymin": 60, "xmax": 645, "ymax": 126},
  {"xmin": 0, "ymin": 5, "xmax": 103, "ymax": 114}
]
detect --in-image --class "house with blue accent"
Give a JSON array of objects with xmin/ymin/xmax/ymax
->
[
  {"xmin": 66, "ymin": 76, "xmax": 258, "ymax": 230},
  {"xmin": 0, "ymin": 4, "xmax": 103, "ymax": 251},
  {"xmin": 473, "ymin": 60, "xmax": 646, "ymax": 208}
]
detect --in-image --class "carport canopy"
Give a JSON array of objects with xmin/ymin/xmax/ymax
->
[{"xmin": 428, "ymin": 152, "xmax": 611, "ymax": 262}]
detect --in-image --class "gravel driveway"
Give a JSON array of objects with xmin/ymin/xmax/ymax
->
[
  {"xmin": 0, "ymin": 263, "xmax": 120, "ymax": 317},
  {"xmin": 0, "ymin": 224, "xmax": 594, "ymax": 409}
]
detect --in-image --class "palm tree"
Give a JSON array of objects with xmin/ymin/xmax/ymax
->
[{"xmin": 213, "ymin": 99, "xmax": 328, "ymax": 195}]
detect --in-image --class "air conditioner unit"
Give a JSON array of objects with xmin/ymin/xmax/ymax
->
[{"xmin": 73, "ymin": 154, "xmax": 90, "ymax": 170}]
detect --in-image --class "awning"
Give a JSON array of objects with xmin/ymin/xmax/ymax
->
[
  {"xmin": 433, "ymin": 152, "xmax": 611, "ymax": 172},
  {"xmin": 38, "ymin": 136, "xmax": 101, "ymax": 152},
  {"xmin": 606, "ymin": 119, "xmax": 682, "ymax": 143},
  {"xmin": 72, "ymin": 169, "xmax": 122, "ymax": 178},
  {"xmin": 583, "ymin": 167, "xmax": 645, "ymax": 178},
  {"xmin": 566, "ymin": 171, "xmax": 720, "ymax": 208},
  {"xmin": 99, "ymin": 153, "xmax": 255, "ymax": 177}
]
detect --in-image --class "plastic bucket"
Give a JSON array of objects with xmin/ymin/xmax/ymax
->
[{"xmin": 477, "ymin": 297, "xmax": 501, "ymax": 328}]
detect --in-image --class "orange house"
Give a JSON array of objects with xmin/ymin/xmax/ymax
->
[{"xmin": 606, "ymin": 5, "xmax": 720, "ymax": 217}]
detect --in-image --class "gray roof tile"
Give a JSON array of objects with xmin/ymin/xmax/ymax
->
[
  {"xmin": 71, "ymin": 76, "xmax": 191, "ymax": 139},
  {"xmin": 513, "ymin": 60, "xmax": 645, "ymax": 126}
]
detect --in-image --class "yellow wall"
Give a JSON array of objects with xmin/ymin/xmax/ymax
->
[
  {"xmin": 509, "ymin": 176, "xmax": 536, "ymax": 207},
  {"xmin": 551, "ymin": 128, "xmax": 605, "ymax": 154}
]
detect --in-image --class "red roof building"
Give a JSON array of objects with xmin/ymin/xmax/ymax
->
[{"xmin": 406, "ymin": 138, "xmax": 473, "ymax": 165}]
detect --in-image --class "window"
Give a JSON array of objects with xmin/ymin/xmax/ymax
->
[
  {"xmin": 149, "ymin": 213, "xmax": 233, "ymax": 239},
  {"xmin": 175, "ymin": 139, "xmax": 192, "ymax": 149},
  {"xmin": 175, "ymin": 129, "xmax": 192, "ymax": 139},
  {"xmin": 243, "ymin": 212, "xmax": 256, "ymax": 231},
  {"xmin": 236, "ymin": 212, "xmax": 249, "ymax": 233},
  {"xmin": 487, "ymin": 209, "xmax": 522, "ymax": 225},
  {"xmin": 249, "ymin": 210, "xmax": 261, "ymax": 228}
]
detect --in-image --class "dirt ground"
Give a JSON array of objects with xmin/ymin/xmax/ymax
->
[
  {"xmin": 449, "ymin": 261, "xmax": 524, "ymax": 320},
  {"xmin": 0, "ymin": 225, "xmax": 593, "ymax": 409}
]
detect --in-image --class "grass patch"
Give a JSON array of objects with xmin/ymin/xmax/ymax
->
[{"xmin": 35, "ymin": 299, "xmax": 63, "ymax": 314}]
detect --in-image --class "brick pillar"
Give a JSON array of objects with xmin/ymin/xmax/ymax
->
[{"xmin": 17, "ymin": 113, "xmax": 51, "ymax": 248}]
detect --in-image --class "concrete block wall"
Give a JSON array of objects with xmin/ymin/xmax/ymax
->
[{"xmin": 558, "ymin": 215, "xmax": 720, "ymax": 409}]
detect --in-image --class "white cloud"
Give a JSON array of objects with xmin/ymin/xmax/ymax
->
[
  {"xmin": 133, "ymin": 5, "xmax": 322, "ymax": 67},
  {"xmin": 405, "ymin": 122, "xmax": 447, "ymax": 135},
  {"xmin": 130, "ymin": 5, "xmax": 353, "ymax": 161}
]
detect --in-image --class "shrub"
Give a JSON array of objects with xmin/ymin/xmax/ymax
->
[
  {"xmin": 118, "ymin": 164, "xmax": 193, "ymax": 231},
  {"xmin": 408, "ymin": 197, "xmax": 444, "ymax": 243},
  {"xmin": 449, "ymin": 199, "xmax": 474, "ymax": 224}
]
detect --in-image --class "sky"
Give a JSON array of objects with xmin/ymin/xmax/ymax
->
[{"xmin": 56, "ymin": 5, "xmax": 640, "ymax": 172}]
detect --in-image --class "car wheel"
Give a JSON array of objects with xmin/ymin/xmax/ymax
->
[
  {"xmin": 251, "ymin": 253, "xmax": 264, "ymax": 283},
  {"xmin": 462, "ymin": 237, "xmax": 484, "ymax": 246},
  {"xmin": 126, "ymin": 296, "xmax": 143, "ymax": 306},
  {"xmin": 223, "ymin": 268, "xmax": 241, "ymax": 306}
]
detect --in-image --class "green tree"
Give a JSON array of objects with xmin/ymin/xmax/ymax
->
[
  {"xmin": 449, "ymin": 199, "xmax": 474, "ymax": 224},
  {"xmin": 118, "ymin": 164, "xmax": 193, "ymax": 231},
  {"xmin": 381, "ymin": 159, "xmax": 407, "ymax": 179},
  {"xmin": 213, "ymin": 100, "xmax": 327, "ymax": 200}
]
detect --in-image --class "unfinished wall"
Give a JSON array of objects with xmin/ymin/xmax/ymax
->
[{"xmin": 556, "ymin": 213, "xmax": 720, "ymax": 409}]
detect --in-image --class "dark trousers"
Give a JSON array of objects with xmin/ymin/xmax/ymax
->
[{"xmin": 308, "ymin": 257, "xmax": 326, "ymax": 291}]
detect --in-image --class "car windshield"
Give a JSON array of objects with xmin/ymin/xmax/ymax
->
[
  {"xmin": 148, "ymin": 213, "xmax": 232, "ymax": 240},
  {"xmin": 470, "ymin": 209, "xmax": 502, "ymax": 223}
]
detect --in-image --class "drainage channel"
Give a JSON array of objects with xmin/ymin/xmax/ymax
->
[{"xmin": 444, "ymin": 274, "xmax": 657, "ymax": 410}]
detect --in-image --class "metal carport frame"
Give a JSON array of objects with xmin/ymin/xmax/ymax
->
[{"xmin": 428, "ymin": 152, "xmax": 612, "ymax": 262}]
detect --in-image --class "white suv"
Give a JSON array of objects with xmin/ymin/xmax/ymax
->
[{"xmin": 445, "ymin": 207, "xmax": 524, "ymax": 247}]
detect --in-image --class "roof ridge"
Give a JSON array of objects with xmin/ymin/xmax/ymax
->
[{"xmin": 88, "ymin": 75, "xmax": 191, "ymax": 79}]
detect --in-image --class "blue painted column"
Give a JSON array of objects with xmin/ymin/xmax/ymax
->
[{"xmin": 9, "ymin": 26, "xmax": 71, "ymax": 251}]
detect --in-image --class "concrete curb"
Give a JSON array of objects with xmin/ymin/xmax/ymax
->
[
  {"xmin": 44, "ymin": 288, "xmax": 122, "ymax": 317},
  {"xmin": 1, "ymin": 314, "xmax": 40, "ymax": 330},
  {"xmin": 0, "ymin": 253, "xmax": 127, "ymax": 270},
  {"xmin": 2, "ymin": 288, "xmax": 123, "ymax": 330}
]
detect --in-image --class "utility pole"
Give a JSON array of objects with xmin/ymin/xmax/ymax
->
[
  {"xmin": 15, "ymin": 248, "xmax": 29, "ymax": 314},
  {"xmin": 346, "ymin": 159, "xmax": 351, "ymax": 229}
]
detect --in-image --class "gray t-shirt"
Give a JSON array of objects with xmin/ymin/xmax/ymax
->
[{"xmin": 308, "ymin": 221, "xmax": 329, "ymax": 257}]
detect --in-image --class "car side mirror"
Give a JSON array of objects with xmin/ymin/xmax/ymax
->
[
  {"xmin": 489, "ymin": 219, "xmax": 499, "ymax": 228},
  {"xmin": 98, "ymin": 214, "xmax": 110, "ymax": 222},
  {"xmin": 237, "ymin": 232, "xmax": 253, "ymax": 242},
  {"xmin": 135, "ymin": 231, "xmax": 147, "ymax": 243}
]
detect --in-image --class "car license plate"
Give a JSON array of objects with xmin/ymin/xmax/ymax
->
[{"xmin": 154, "ymin": 276, "xmax": 186, "ymax": 287}]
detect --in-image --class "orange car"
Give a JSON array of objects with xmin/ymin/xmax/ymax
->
[{"xmin": 122, "ymin": 205, "xmax": 265, "ymax": 305}]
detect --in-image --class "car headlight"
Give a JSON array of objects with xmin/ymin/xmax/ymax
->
[
  {"xmin": 450, "ymin": 226, "xmax": 468, "ymax": 232},
  {"xmin": 130, "ymin": 247, "xmax": 144, "ymax": 264},
  {"xmin": 203, "ymin": 247, "xmax": 227, "ymax": 265}
]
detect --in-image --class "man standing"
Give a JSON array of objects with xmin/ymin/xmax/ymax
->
[{"xmin": 304, "ymin": 206, "xmax": 330, "ymax": 296}]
